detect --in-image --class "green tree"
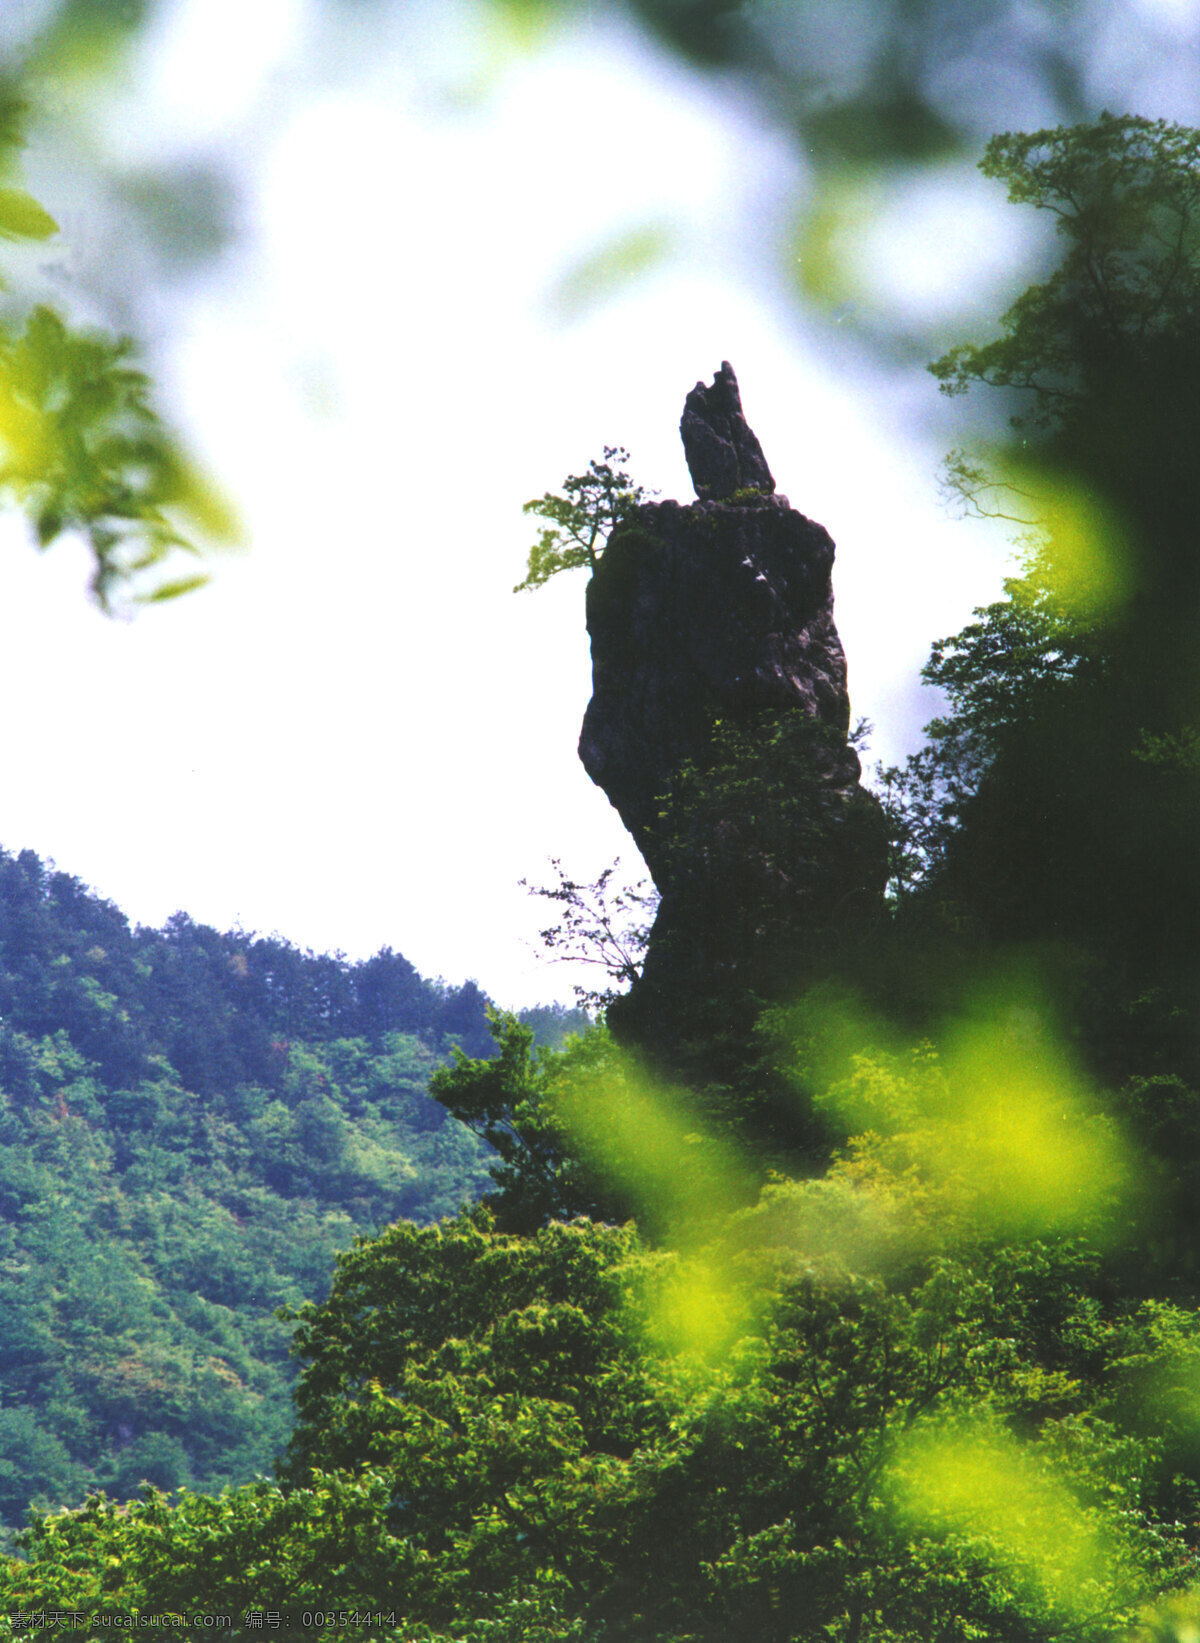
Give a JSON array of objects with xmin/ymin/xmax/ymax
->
[
  {"xmin": 12, "ymin": 1176, "xmax": 1195, "ymax": 1640},
  {"xmin": 931, "ymin": 113, "xmax": 1200, "ymax": 427},
  {"xmin": 428, "ymin": 1012, "xmax": 633, "ymax": 1232},
  {"xmin": 0, "ymin": 850, "xmax": 497, "ymax": 1537},
  {"xmin": 873, "ymin": 577, "xmax": 1086, "ymax": 903},
  {"xmin": 871, "ymin": 113, "xmax": 1200, "ymax": 1298},
  {"xmin": 514, "ymin": 447, "xmax": 653, "ymax": 592},
  {"xmin": 883, "ymin": 116, "xmax": 1200, "ymax": 965},
  {"xmin": 927, "ymin": 112, "xmax": 1200, "ymax": 651}
]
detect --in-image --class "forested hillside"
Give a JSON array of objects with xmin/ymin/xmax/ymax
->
[{"xmin": 0, "ymin": 846, "xmax": 569, "ymax": 1539}]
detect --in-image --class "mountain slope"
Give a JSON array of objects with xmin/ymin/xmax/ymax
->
[{"xmin": 0, "ymin": 847, "xmax": 503, "ymax": 1537}]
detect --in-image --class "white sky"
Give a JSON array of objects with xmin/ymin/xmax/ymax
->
[{"xmin": 0, "ymin": 0, "xmax": 1195, "ymax": 1007}]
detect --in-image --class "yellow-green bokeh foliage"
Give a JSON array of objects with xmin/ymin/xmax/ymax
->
[
  {"xmin": 887, "ymin": 1417, "xmax": 1144, "ymax": 1626},
  {"xmin": 769, "ymin": 969, "xmax": 1134, "ymax": 1254},
  {"xmin": 942, "ymin": 442, "xmax": 1136, "ymax": 623}
]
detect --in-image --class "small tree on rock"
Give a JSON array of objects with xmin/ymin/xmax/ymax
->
[{"xmin": 514, "ymin": 445, "xmax": 653, "ymax": 591}]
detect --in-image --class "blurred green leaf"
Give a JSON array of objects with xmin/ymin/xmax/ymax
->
[
  {"xmin": 31, "ymin": 0, "xmax": 154, "ymax": 84},
  {"xmin": 135, "ymin": 574, "xmax": 211, "ymax": 605},
  {"xmin": 549, "ymin": 223, "xmax": 674, "ymax": 319},
  {"xmin": 0, "ymin": 188, "xmax": 58, "ymax": 242},
  {"xmin": 0, "ymin": 304, "xmax": 240, "ymax": 609}
]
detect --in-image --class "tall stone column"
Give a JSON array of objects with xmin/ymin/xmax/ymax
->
[{"xmin": 578, "ymin": 364, "xmax": 888, "ymax": 1067}]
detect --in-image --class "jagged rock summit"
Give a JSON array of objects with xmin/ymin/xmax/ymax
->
[
  {"xmin": 579, "ymin": 364, "xmax": 888, "ymax": 1054},
  {"xmin": 680, "ymin": 360, "xmax": 776, "ymax": 500}
]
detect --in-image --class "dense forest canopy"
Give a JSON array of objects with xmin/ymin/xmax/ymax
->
[{"xmin": 0, "ymin": 844, "xmax": 597, "ymax": 1542}]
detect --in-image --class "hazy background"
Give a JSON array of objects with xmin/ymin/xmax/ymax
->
[{"xmin": 0, "ymin": 0, "xmax": 1195, "ymax": 1005}]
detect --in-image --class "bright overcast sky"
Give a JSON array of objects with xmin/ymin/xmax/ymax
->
[{"xmin": 0, "ymin": 0, "xmax": 1196, "ymax": 1007}]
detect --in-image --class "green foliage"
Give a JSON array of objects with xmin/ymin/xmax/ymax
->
[
  {"xmin": 647, "ymin": 711, "xmax": 887, "ymax": 979},
  {"xmin": 0, "ymin": 849, "xmax": 500, "ymax": 1091},
  {"xmin": 883, "ymin": 113, "xmax": 1200, "ymax": 980},
  {"xmin": 925, "ymin": 112, "xmax": 1200, "ymax": 636},
  {"xmin": 0, "ymin": 89, "xmax": 237, "ymax": 608},
  {"xmin": 607, "ymin": 710, "xmax": 887, "ymax": 1151},
  {"xmin": 0, "ymin": 848, "xmax": 494, "ymax": 1539},
  {"xmin": 1, "ymin": 925, "xmax": 1197, "ymax": 1638},
  {"xmin": 515, "ymin": 999, "xmax": 595, "ymax": 1050},
  {"xmin": 3, "ymin": 1472, "xmax": 414, "ymax": 1627},
  {"xmin": 0, "ymin": 305, "xmax": 239, "ymax": 607},
  {"xmin": 514, "ymin": 447, "xmax": 653, "ymax": 592},
  {"xmin": 874, "ymin": 574, "xmax": 1085, "ymax": 900},
  {"xmin": 0, "ymin": 186, "xmax": 57, "ymax": 243},
  {"xmin": 429, "ymin": 1012, "xmax": 632, "ymax": 1232},
  {"xmin": 659, "ymin": 712, "xmax": 863, "ymax": 909},
  {"xmin": 930, "ymin": 113, "xmax": 1200, "ymax": 422},
  {"xmin": 0, "ymin": 1016, "xmax": 492, "ymax": 1540},
  {"xmin": 550, "ymin": 221, "xmax": 674, "ymax": 320},
  {"xmin": 723, "ymin": 483, "xmax": 775, "ymax": 505},
  {"xmin": 10, "ymin": 1169, "xmax": 1197, "ymax": 1639}
]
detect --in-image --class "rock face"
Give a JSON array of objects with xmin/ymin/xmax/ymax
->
[
  {"xmin": 579, "ymin": 364, "xmax": 888, "ymax": 1055},
  {"xmin": 679, "ymin": 360, "xmax": 776, "ymax": 500}
]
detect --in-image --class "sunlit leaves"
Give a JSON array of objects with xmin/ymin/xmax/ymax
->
[
  {"xmin": 28, "ymin": 0, "xmax": 156, "ymax": 89},
  {"xmin": 926, "ymin": 110, "xmax": 1200, "ymax": 649},
  {"xmin": 138, "ymin": 573, "xmax": 212, "ymax": 605},
  {"xmin": 269, "ymin": 1178, "xmax": 1192, "ymax": 1640},
  {"xmin": 886, "ymin": 1417, "xmax": 1147, "ymax": 1630},
  {"xmin": 770, "ymin": 973, "xmax": 1134, "ymax": 1254},
  {"xmin": 791, "ymin": 166, "xmax": 879, "ymax": 312},
  {"xmin": 514, "ymin": 447, "xmax": 653, "ymax": 592},
  {"xmin": 0, "ymin": 81, "xmax": 29, "ymax": 174},
  {"xmin": 7, "ymin": 1054, "xmax": 1193, "ymax": 1639},
  {"xmin": 1133, "ymin": 1589, "xmax": 1200, "ymax": 1643},
  {"xmin": 2, "ymin": 1470, "xmax": 417, "ymax": 1621},
  {"xmin": 928, "ymin": 113, "xmax": 1200, "ymax": 615},
  {"xmin": 550, "ymin": 1042, "xmax": 754, "ymax": 1232},
  {"xmin": 0, "ymin": 81, "xmax": 237, "ymax": 611},
  {"xmin": 0, "ymin": 304, "xmax": 240, "ymax": 608},
  {"xmin": 0, "ymin": 187, "xmax": 58, "ymax": 243},
  {"xmin": 879, "ymin": 112, "xmax": 1200, "ymax": 940}
]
